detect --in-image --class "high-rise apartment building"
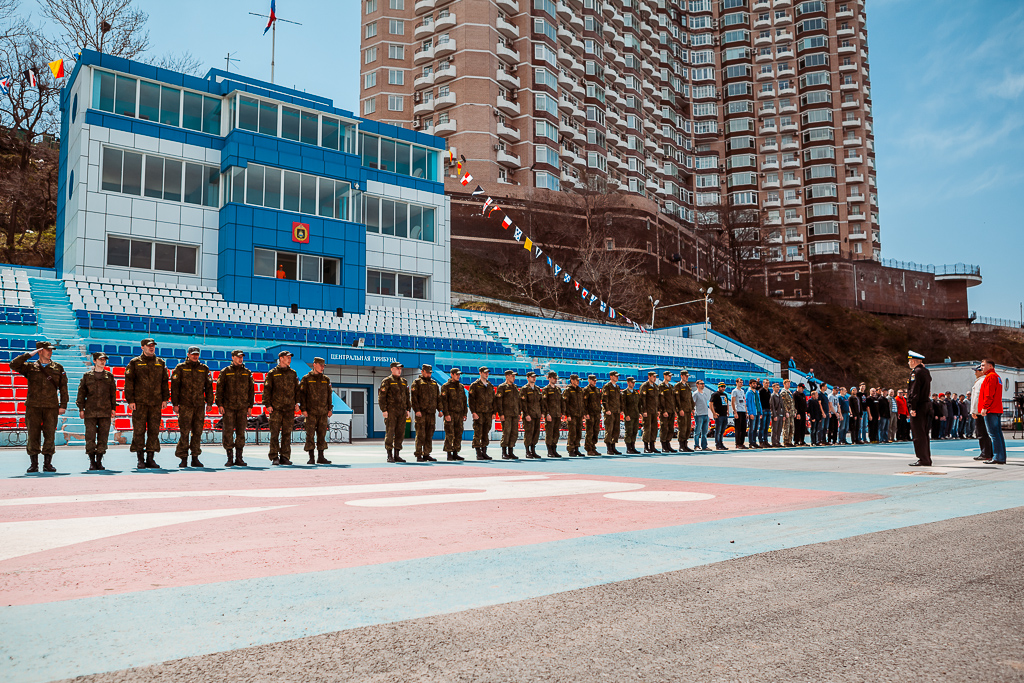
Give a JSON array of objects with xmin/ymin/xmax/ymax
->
[{"xmin": 360, "ymin": 0, "xmax": 879, "ymax": 271}]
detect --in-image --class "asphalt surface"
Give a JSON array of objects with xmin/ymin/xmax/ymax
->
[{"xmin": 56, "ymin": 506, "xmax": 1024, "ymax": 683}]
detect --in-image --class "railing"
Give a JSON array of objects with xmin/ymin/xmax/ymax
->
[
  {"xmin": 972, "ymin": 315, "xmax": 1023, "ymax": 329},
  {"xmin": 880, "ymin": 259, "xmax": 981, "ymax": 277}
]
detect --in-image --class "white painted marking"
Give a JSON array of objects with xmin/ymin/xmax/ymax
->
[
  {"xmin": 603, "ymin": 491, "xmax": 716, "ymax": 503},
  {"xmin": 732, "ymin": 455, "xmax": 907, "ymax": 460},
  {"xmin": 0, "ymin": 507, "xmax": 290, "ymax": 562},
  {"xmin": 345, "ymin": 479, "xmax": 645, "ymax": 507}
]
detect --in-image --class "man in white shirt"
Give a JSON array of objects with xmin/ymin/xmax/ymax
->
[
  {"xmin": 731, "ymin": 378, "xmax": 748, "ymax": 449},
  {"xmin": 692, "ymin": 379, "xmax": 712, "ymax": 451},
  {"xmin": 969, "ymin": 364, "xmax": 992, "ymax": 461}
]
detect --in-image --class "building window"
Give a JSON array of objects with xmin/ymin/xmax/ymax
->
[
  {"xmin": 389, "ymin": 0, "xmax": 404, "ymax": 8},
  {"xmin": 535, "ymin": 171, "xmax": 561, "ymax": 191},
  {"xmin": 235, "ymin": 96, "xmax": 354, "ymax": 153},
  {"xmin": 364, "ymin": 72, "xmax": 377, "ymax": 89},
  {"xmin": 363, "ymin": 195, "xmax": 436, "ymax": 242},
  {"xmin": 388, "ymin": 95, "xmax": 403, "ymax": 111},
  {"xmin": 364, "ymin": 47, "xmax": 378, "ymax": 64},
  {"xmin": 93, "ymin": 70, "xmax": 221, "ymax": 135},
  {"xmin": 367, "ymin": 269, "xmax": 428, "ymax": 299},
  {"xmin": 359, "ymin": 132, "xmax": 438, "ymax": 181},
  {"xmin": 388, "ymin": 69, "xmax": 404, "ymax": 85},
  {"xmin": 365, "ymin": 0, "xmax": 377, "ymax": 13},
  {"xmin": 102, "ymin": 147, "xmax": 218, "ymax": 207},
  {"xmin": 227, "ymin": 163, "xmax": 352, "ymax": 220},
  {"xmin": 388, "ymin": 44, "xmax": 405, "ymax": 59},
  {"xmin": 255, "ymin": 248, "xmax": 340, "ymax": 285},
  {"xmin": 363, "ymin": 97, "xmax": 376, "ymax": 115},
  {"xmin": 389, "ymin": 19, "xmax": 404, "ymax": 34},
  {"xmin": 365, "ymin": 21, "xmax": 377, "ymax": 38},
  {"xmin": 107, "ymin": 236, "xmax": 198, "ymax": 275}
]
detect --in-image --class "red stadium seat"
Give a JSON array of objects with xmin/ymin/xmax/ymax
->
[
  {"xmin": 0, "ymin": 376, "xmax": 12, "ymax": 386},
  {"xmin": 0, "ymin": 402, "xmax": 14, "ymax": 414},
  {"xmin": 112, "ymin": 367, "xmax": 125, "ymax": 377},
  {"xmin": 114, "ymin": 418, "xmax": 132, "ymax": 430},
  {"xmin": 14, "ymin": 388, "xmax": 26, "ymax": 400},
  {"xmin": 0, "ymin": 363, "xmax": 9, "ymax": 372},
  {"xmin": 12, "ymin": 376, "xmax": 26, "ymax": 387},
  {"xmin": 0, "ymin": 388, "xmax": 12, "ymax": 399}
]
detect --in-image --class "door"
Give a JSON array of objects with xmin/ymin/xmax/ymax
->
[{"xmin": 334, "ymin": 388, "xmax": 367, "ymax": 439}]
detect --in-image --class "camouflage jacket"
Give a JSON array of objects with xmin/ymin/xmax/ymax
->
[
  {"xmin": 410, "ymin": 376, "xmax": 440, "ymax": 413},
  {"xmin": 76, "ymin": 370, "xmax": 117, "ymax": 418},
  {"xmin": 468, "ymin": 378, "xmax": 495, "ymax": 415},
  {"xmin": 12, "ymin": 353, "xmax": 69, "ymax": 409},
  {"xmin": 601, "ymin": 381, "xmax": 622, "ymax": 413},
  {"xmin": 378, "ymin": 375, "xmax": 410, "ymax": 414},
  {"xmin": 263, "ymin": 365, "xmax": 299, "ymax": 409},
  {"xmin": 170, "ymin": 360, "xmax": 214, "ymax": 409},
  {"xmin": 519, "ymin": 384, "xmax": 542, "ymax": 418},
  {"xmin": 439, "ymin": 379, "xmax": 467, "ymax": 415},
  {"xmin": 298, "ymin": 371, "xmax": 334, "ymax": 415},
  {"xmin": 123, "ymin": 355, "xmax": 169, "ymax": 406},
  {"xmin": 216, "ymin": 364, "xmax": 255, "ymax": 411}
]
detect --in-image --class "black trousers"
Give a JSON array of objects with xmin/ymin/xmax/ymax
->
[
  {"xmin": 868, "ymin": 418, "xmax": 879, "ymax": 442},
  {"xmin": 794, "ymin": 414, "xmax": 806, "ymax": 444},
  {"xmin": 975, "ymin": 414, "xmax": 993, "ymax": 460},
  {"xmin": 910, "ymin": 405, "xmax": 933, "ymax": 465},
  {"xmin": 849, "ymin": 415, "xmax": 860, "ymax": 442},
  {"xmin": 734, "ymin": 412, "xmax": 747, "ymax": 446}
]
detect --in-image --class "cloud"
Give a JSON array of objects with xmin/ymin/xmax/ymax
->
[{"xmin": 985, "ymin": 72, "xmax": 1024, "ymax": 99}]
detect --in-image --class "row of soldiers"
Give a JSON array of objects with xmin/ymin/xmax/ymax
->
[
  {"xmin": 378, "ymin": 363, "xmax": 699, "ymax": 462},
  {"xmin": 13, "ymin": 339, "xmax": 338, "ymax": 473}
]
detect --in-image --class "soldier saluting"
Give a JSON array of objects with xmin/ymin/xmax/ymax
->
[
  {"xmin": 263, "ymin": 350, "xmax": 299, "ymax": 466},
  {"xmin": 76, "ymin": 351, "xmax": 116, "ymax": 471},
  {"xmin": 13, "ymin": 341, "xmax": 68, "ymax": 473},
  {"xmin": 124, "ymin": 338, "xmax": 169, "ymax": 470},
  {"xmin": 439, "ymin": 367, "xmax": 467, "ymax": 461},
  {"xmin": 216, "ymin": 350, "xmax": 254, "ymax": 467},
  {"xmin": 410, "ymin": 364, "xmax": 440, "ymax": 462},
  {"xmin": 298, "ymin": 356, "xmax": 334, "ymax": 465},
  {"xmin": 379, "ymin": 361, "xmax": 410, "ymax": 463},
  {"xmin": 170, "ymin": 345, "xmax": 214, "ymax": 468}
]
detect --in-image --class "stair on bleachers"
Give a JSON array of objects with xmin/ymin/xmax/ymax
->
[
  {"xmin": 462, "ymin": 315, "xmax": 532, "ymax": 364},
  {"xmin": 29, "ymin": 278, "xmax": 89, "ymax": 444}
]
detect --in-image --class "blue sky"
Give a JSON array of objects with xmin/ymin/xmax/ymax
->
[{"xmin": 141, "ymin": 0, "xmax": 1022, "ymax": 320}]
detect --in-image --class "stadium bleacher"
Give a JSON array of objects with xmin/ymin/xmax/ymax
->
[{"xmin": 0, "ymin": 270, "xmax": 36, "ymax": 326}]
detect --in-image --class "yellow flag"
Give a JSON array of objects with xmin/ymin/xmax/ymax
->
[{"xmin": 524, "ymin": 237, "xmax": 533, "ymax": 252}]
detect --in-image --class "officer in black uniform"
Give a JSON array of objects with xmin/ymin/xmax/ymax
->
[{"xmin": 907, "ymin": 350, "xmax": 933, "ymax": 467}]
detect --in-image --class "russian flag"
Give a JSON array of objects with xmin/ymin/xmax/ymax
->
[{"xmin": 264, "ymin": 0, "xmax": 277, "ymax": 34}]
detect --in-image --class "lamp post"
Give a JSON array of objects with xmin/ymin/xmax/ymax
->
[
  {"xmin": 700, "ymin": 287, "xmax": 714, "ymax": 330},
  {"xmin": 649, "ymin": 295, "xmax": 660, "ymax": 328},
  {"xmin": 650, "ymin": 288, "xmax": 714, "ymax": 330}
]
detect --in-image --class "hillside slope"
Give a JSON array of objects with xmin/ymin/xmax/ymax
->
[{"xmin": 451, "ymin": 247, "xmax": 1024, "ymax": 389}]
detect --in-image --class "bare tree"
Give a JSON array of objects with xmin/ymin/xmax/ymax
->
[
  {"xmin": 696, "ymin": 198, "xmax": 767, "ymax": 294},
  {"xmin": 38, "ymin": 0, "xmax": 149, "ymax": 59},
  {"xmin": 494, "ymin": 252, "xmax": 573, "ymax": 318}
]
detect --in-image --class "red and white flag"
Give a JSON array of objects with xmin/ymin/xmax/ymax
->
[
  {"xmin": 501, "ymin": 215, "xmax": 512, "ymax": 229},
  {"xmin": 460, "ymin": 173, "xmax": 473, "ymax": 186}
]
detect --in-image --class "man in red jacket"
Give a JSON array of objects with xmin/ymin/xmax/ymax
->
[
  {"xmin": 895, "ymin": 389, "xmax": 909, "ymax": 441},
  {"xmin": 977, "ymin": 359, "xmax": 1006, "ymax": 464}
]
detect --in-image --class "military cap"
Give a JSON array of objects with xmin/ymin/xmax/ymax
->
[
  {"xmin": 526, "ymin": 371, "xmax": 536, "ymax": 378},
  {"xmin": 570, "ymin": 373, "xmax": 580, "ymax": 380},
  {"xmin": 422, "ymin": 364, "xmax": 432, "ymax": 371},
  {"xmin": 680, "ymin": 369, "xmax": 689, "ymax": 375},
  {"xmin": 547, "ymin": 371, "xmax": 558, "ymax": 378},
  {"xmin": 908, "ymin": 350, "xmax": 925, "ymax": 360},
  {"xmin": 313, "ymin": 357, "xmax": 326, "ymax": 365},
  {"xmin": 140, "ymin": 338, "xmax": 156, "ymax": 346},
  {"xmin": 479, "ymin": 366, "xmax": 489, "ymax": 373},
  {"xmin": 450, "ymin": 367, "xmax": 462, "ymax": 375},
  {"xmin": 91, "ymin": 351, "xmax": 108, "ymax": 360},
  {"xmin": 587, "ymin": 374, "xmax": 597, "ymax": 380},
  {"xmin": 279, "ymin": 350, "xmax": 294, "ymax": 358},
  {"xmin": 231, "ymin": 350, "xmax": 245, "ymax": 357},
  {"xmin": 35, "ymin": 341, "xmax": 54, "ymax": 350},
  {"xmin": 626, "ymin": 376, "xmax": 636, "ymax": 382},
  {"xmin": 663, "ymin": 370, "xmax": 673, "ymax": 375},
  {"xmin": 504, "ymin": 369, "xmax": 516, "ymax": 376},
  {"xmin": 390, "ymin": 361, "xmax": 402, "ymax": 368},
  {"xmin": 609, "ymin": 370, "xmax": 619, "ymax": 377},
  {"xmin": 648, "ymin": 371, "xmax": 657, "ymax": 376},
  {"xmin": 187, "ymin": 346, "xmax": 201, "ymax": 354}
]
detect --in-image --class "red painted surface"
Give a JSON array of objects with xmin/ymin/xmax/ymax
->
[{"xmin": 0, "ymin": 466, "xmax": 880, "ymax": 606}]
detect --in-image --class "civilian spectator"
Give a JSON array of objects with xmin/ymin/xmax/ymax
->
[
  {"xmin": 731, "ymin": 378, "xmax": 748, "ymax": 449},
  {"xmin": 770, "ymin": 382, "xmax": 785, "ymax": 448},
  {"xmin": 978, "ymin": 359, "xmax": 1006, "ymax": 465},
  {"xmin": 838, "ymin": 386, "xmax": 851, "ymax": 445},
  {"xmin": 877, "ymin": 389, "xmax": 891, "ymax": 444},
  {"xmin": 849, "ymin": 385, "xmax": 863, "ymax": 444},
  {"xmin": 806, "ymin": 368, "xmax": 819, "ymax": 391},
  {"xmin": 896, "ymin": 389, "xmax": 909, "ymax": 441},
  {"xmin": 692, "ymin": 380, "xmax": 711, "ymax": 452},
  {"xmin": 788, "ymin": 356, "xmax": 797, "ymax": 372},
  {"xmin": 886, "ymin": 389, "xmax": 898, "ymax": 442},
  {"xmin": 827, "ymin": 384, "xmax": 839, "ymax": 444},
  {"xmin": 808, "ymin": 389, "xmax": 823, "ymax": 446},
  {"xmin": 969, "ymin": 366, "xmax": 992, "ymax": 462},
  {"xmin": 866, "ymin": 388, "xmax": 880, "ymax": 443},
  {"xmin": 817, "ymin": 386, "xmax": 831, "ymax": 445},
  {"xmin": 858, "ymin": 383, "xmax": 870, "ymax": 443},
  {"xmin": 793, "ymin": 384, "xmax": 808, "ymax": 446},
  {"xmin": 711, "ymin": 382, "xmax": 730, "ymax": 451},
  {"xmin": 758, "ymin": 380, "xmax": 772, "ymax": 447},
  {"xmin": 745, "ymin": 380, "xmax": 762, "ymax": 449}
]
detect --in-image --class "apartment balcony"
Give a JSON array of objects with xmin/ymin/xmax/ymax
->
[
  {"xmin": 644, "ymin": 137, "xmax": 659, "ymax": 152},
  {"xmin": 606, "ymin": 109, "xmax": 621, "ymax": 125},
  {"xmin": 756, "ymin": 51, "xmax": 773, "ymax": 63},
  {"xmin": 558, "ymin": 96, "xmax": 573, "ymax": 113},
  {"xmin": 839, "ymin": 63, "xmax": 857, "ymax": 72},
  {"xmin": 569, "ymin": 56, "xmax": 585, "ymax": 76},
  {"xmin": 759, "ymin": 105, "xmax": 777, "ymax": 117},
  {"xmin": 760, "ymin": 141, "xmax": 779, "ymax": 152},
  {"xmin": 848, "ymin": 209, "xmax": 866, "ymax": 220},
  {"xmin": 778, "ymin": 66, "xmax": 795, "ymax": 77},
  {"xmin": 571, "ymin": 126, "xmax": 586, "ymax": 143},
  {"xmin": 496, "ymin": 95, "xmax": 519, "ymax": 116},
  {"xmin": 846, "ymin": 172, "xmax": 863, "ymax": 182},
  {"xmin": 434, "ymin": 92, "xmax": 457, "ymax": 109},
  {"xmin": 435, "ymin": 38, "xmax": 456, "ymax": 57},
  {"xmin": 780, "ymin": 103, "xmax": 797, "ymax": 114},
  {"xmin": 777, "ymin": 46, "xmax": 794, "ymax": 58},
  {"xmin": 557, "ymin": 47, "xmax": 574, "ymax": 67},
  {"xmin": 645, "ymin": 179, "xmax": 660, "ymax": 193},
  {"xmin": 604, "ymin": 24, "xmax": 617, "ymax": 42},
  {"xmin": 497, "ymin": 123, "xmax": 520, "ymax": 142},
  {"xmin": 414, "ymin": 0, "xmax": 435, "ymax": 15},
  {"xmin": 762, "ymin": 159, "xmax": 780, "ymax": 170},
  {"xmin": 762, "ymin": 180, "xmax": 780, "ymax": 189},
  {"xmin": 610, "ymin": 7, "xmax": 624, "ymax": 25},
  {"xmin": 657, "ymin": 183, "xmax": 671, "ymax": 197},
  {"xmin": 612, "ymin": 49, "xmax": 626, "ymax": 67},
  {"xmin": 868, "ymin": 175, "xmax": 876, "ymax": 187},
  {"xmin": 758, "ymin": 87, "xmax": 776, "ymax": 99},
  {"xmin": 568, "ymin": 151, "xmax": 586, "ymax": 168},
  {"xmin": 413, "ymin": 45, "xmax": 434, "ymax": 64},
  {"xmin": 842, "ymin": 98, "xmax": 860, "ymax": 109},
  {"xmin": 757, "ymin": 69, "xmax": 775, "ymax": 81},
  {"xmin": 775, "ymin": 12, "xmax": 792, "ymax": 24},
  {"xmin": 843, "ymin": 136, "xmax": 863, "ymax": 146},
  {"xmin": 786, "ymin": 232, "xmax": 803, "ymax": 242},
  {"xmin": 643, "ymin": 99, "xmax": 657, "ymax": 115},
  {"xmin": 763, "ymin": 198, "xmax": 781, "ymax": 208},
  {"xmin": 434, "ymin": 119, "xmax": 457, "ymax": 136},
  {"xmin": 848, "ymin": 231, "xmax": 867, "ymax": 240},
  {"xmin": 496, "ymin": 43, "xmax": 519, "ymax": 62},
  {"xmin": 838, "ymin": 45, "xmax": 856, "ymax": 54},
  {"xmin": 778, "ymin": 86, "xmax": 796, "ymax": 96},
  {"xmin": 569, "ymin": 34, "xmax": 585, "ymax": 52},
  {"xmin": 496, "ymin": 0, "xmax": 519, "ymax": 14},
  {"xmin": 414, "ymin": 21, "xmax": 434, "ymax": 40},
  {"xmin": 869, "ymin": 195, "xmax": 878, "ymax": 206},
  {"xmin": 780, "ymin": 122, "xmax": 798, "ymax": 133},
  {"xmin": 755, "ymin": 34, "xmax": 773, "ymax": 46},
  {"xmin": 609, "ymin": 154, "xmax": 626, "ymax": 169},
  {"xmin": 754, "ymin": 18, "xmax": 771, "ymax": 29},
  {"xmin": 556, "ymin": 0, "xmax": 572, "ymax": 20},
  {"xmin": 847, "ymin": 193, "xmax": 865, "ymax": 203},
  {"xmin": 496, "ymin": 15, "xmax": 519, "ymax": 39},
  {"xmin": 413, "ymin": 72, "xmax": 435, "ymax": 88},
  {"xmin": 776, "ymin": 30, "xmax": 793, "ymax": 41},
  {"xmin": 840, "ymin": 82, "xmax": 859, "ymax": 91},
  {"xmin": 560, "ymin": 171, "xmax": 577, "ymax": 186},
  {"xmin": 435, "ymin": 65, "xmax": 457, "ymax": 82},
  {"xmin": 845, "ymin": 154, "xmax": 863, "ymax": 163},
  {"xmin": 782, "ymin": 158, "xmax": 800, "ymax": 168},
  {"xmin": 759, "ymin": 124, "xmax": 778, "ymax": 135},
  {"xmin": 571, "ymin": 79, "xmax": 585, "ymax": 97},
  {"xmin": 644, "ymin": 156, "xmax": 658, "ymax": 171},
  {"xmin": 781, "ymin": 140, "xmax": 799, "ymax": 151},
  {"xmin": 497, "ymin": 149, "xmax": 521, "ymax": 168},
  {"xmin": 843, "ymin": 117, "xmax": 862, "ymax": 127},
  {"xmin": 837, "ymin": 27, "xmax": 855, "ymax": 38},
  {"xmin": 783, "ymin": 177, "xmax": 801, "ymax": 187},
  {"xmin": 837, "ymin": 8, "xmax": 854, "ymax": 18},
  {"xmin": 753, "ymin": 0, "xmax": 771, "ymax": 8},
  {"xmin": 638, "ymin": 0, "xmax": 652, "ymax": 17},
  {"xmin": 784, "ymin": 196, "xmax": 801, "ymax": 205},
  {"xmin": 413, "ymin": 100, "xmax": 434, "ymax": 116},
  {"xmin": 571, "ymin": 104, "xmax": 586, "ymax": 121},
  {"xmin": 765, "ymin": 216, "xmax": 782, "ymax": 226},
  {"xmin": 434, "ymin": 11, "xmax": 456, "ymax": 32}
]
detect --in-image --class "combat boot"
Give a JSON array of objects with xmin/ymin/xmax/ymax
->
[
  {"xmin": 235, "ymin": 449, "xmax": 248, "ymax": 467},
  {"xmin": 607, "ymin": 445, "xmax": 621, "ymax": 455},
  {"xmin": 415, "ymin": 453, "xmax": 428, "ymax": 462},
  {"xmin": 627, "ymin": 443, "xmax": 639, "ymax": 454},
  {"xmin": 95, "ymin": 454, "xmax": 105, "ymax": 471},
  {"xmin": 526, "ymin": 446, "xmax": 540, "ymax": 459},
  {"xmin": 386, "ymin": 449, "xmax": 395, "ymax": 463},
  {"xmin": 663, "ymin": 442, "xmax": 677, "ymax": 453},
  {"xmin": 190, "ymin": 455, "xmax": 204, "ymax": 468},
  {"xmin": 144, "ymin": 452, "xmax": 159, "ymax": 469},
  {"xmin": 280, "ymin": 455, "xmax": 293, "ymax": 466},
  {"xmin": 502, "ymin": 447, "xmax": 518, "ymax": 460},
  {"xmin": 476, "ymin": 448, "xmax": 492, "ymax": 461},
  {"xmin": 179, "ymin": 456, "xmax": 189, "ymax": 468},
  {"xmin": 392, "ymin": 450, "xmax": 406, "ymax": 463},
  {"xmin": 423, "ymin": 453, "xmax": 437, "ymax": 462},
  {"xmin": 549, "ymin": 447, "xmax": 561, "ymax": 458},
  {"xmin": 225, "ymin": 448, "xmax": 235, "ymax": 467},
  {"xmin": 307, "ymin": 450, "xmax": 317, "ymax": 465},
  {"xmin": 447, "ymin": 452, "xmax": 463, "ymax": 461},
  {"xmin": 88, "ymin": 454, "xmax": 98, "ymax": 471},
  {"xmin": 43, "ymin": 455, "xmax": 56, "ymax": 472},
  {"xmin": 26, "ymin": 455, "xmax": 38, "ymax": 473},
  {"xmin": 317, "ymin": 450, "xmax": 331, "ymax": 464},
  {"xmin": 136, "ymin": 453, "xmax": 146, "ymax": 469},
  {"xmin": 650, "ymin": 443, "xmax": 661, "ymax": 453},
  {"xmin": 272, "ymin": 456, "xmax": 282, "ymax": 466}
]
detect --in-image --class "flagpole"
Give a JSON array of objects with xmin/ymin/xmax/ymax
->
[{"xmin": 271, "ymin": 19, "xmax": 276, "ymax": 83}]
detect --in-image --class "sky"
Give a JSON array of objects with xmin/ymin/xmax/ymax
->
[{"xmin": 116, "ymin": 0, "xmax": 1024, "ymax": 321}]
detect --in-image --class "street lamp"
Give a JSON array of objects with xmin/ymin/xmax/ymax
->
[
  {"xmin": 649, "ymin": 295, "xmax": 660, "ymax": 328},
  {"xmin": 699, "ymin": 287, "xmax": 714, "ymax": 330},
  {"xmin": 650, "ymin": 288, "xmax": 715, "ymax": 330}
]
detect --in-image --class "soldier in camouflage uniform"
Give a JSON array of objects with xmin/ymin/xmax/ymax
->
[
  {"xmin": 13, "ymin": 341, "xmax": 68, "ymax": 473},
  {"xmin": 659, "ymin": 371, "xmax": 678, "ymax": 453},
  {"xmin": 582, "ymin": 374, "xmax": 603, "ymax": 456},
  {"xmin": 541, "ymin": 370, "xmax": 563, "ymax": 458},
  {"xmin": 468, "ymin": 367, "xmax": 494, "ymax": 461},
  {"xmin": 263, "ymin": 350, "xmax": 299, "ymax": 465},
  {"xmin": 622, "ymin": 376, "xmax": 641, "ymax": 454},
  {"xmin": 76, "ymin": 351, "xmax": 117, "ymax": 471},
  {"xmin": 601, "ymin": 371, "xmax": 622, "ymax": 455},
  {"xmin": 216, "ymin": 350, "xmax": 254, "ymax": 467},
  {"xmin": 439, "ymin": 367, "xmax": 467, "ymax": 461},
  {"xmin": 298, "ymin": 356, "xmax": 334, "ymax": 465},
  {"xmin": 520, "ymin": 371, "xmax": 542, "ymax": 459},
  {"xmin": 410, "ymin": 364, "xmax": 440, "ymax": 462},
  {"xmin": 639, "ymin": 371, "xmax": 660, "ymax": 453},
  {"xmin": 496, "ymin": 369, "xmax": 521, "ymax": 460},
  {"xmin": 675, "ymin": 370, "xmax": 695, "ymax": 453},
  {"xmin": 124, "ymin": 338, "xmax": 170, "ymax": 469},
  {"xmin": 563, "ymin": 374, "xmax": 584, "ymax": 457},
  {"xmin": 170, "ymin": 345, "xmax": 214, "ymax": 468},
  {"xmin": 378, "ymin": 361, "xmax": 410, "ymax": 463},
  {"xmin": 781, "ymin": 378, "xmax": 796, "ymax": 447}
]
